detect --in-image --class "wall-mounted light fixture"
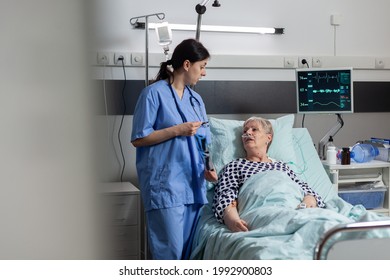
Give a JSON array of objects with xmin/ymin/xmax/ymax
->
[
  {"xmin": 147, "ymin": 23, "xmax": 284, "ymax": 35},
  {"xmin": 133, "ymin": 22, "xmax": 284, "ymax": 35}
]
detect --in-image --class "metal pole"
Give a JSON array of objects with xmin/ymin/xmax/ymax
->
[
  {"xmin": 145, "ymin": 16, "xmax": 149, "ymax": 87},
  {"xmin": 130, "ymin": 13, "xmax": 165, "ymax": 87},
  {"xmin": 195, "ymin": 13, "xmax": 202, "ymax": 41}
]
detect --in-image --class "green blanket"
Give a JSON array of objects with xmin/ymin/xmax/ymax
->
[{"xmin": 190, "ymin": 170, "xmax": 385, "ymax": 260}]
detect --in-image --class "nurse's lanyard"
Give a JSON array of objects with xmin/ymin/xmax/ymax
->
[{"xmin": 168, "ymin": 84, "xmax": 214, "ymax": 171}]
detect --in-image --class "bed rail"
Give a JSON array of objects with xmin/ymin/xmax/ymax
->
[{"xmin": 314, "ymin": 220, "xmax": 390, "ymax": 260}]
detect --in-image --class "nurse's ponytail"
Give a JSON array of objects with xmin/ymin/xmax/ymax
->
[{"xmin": 153, "ymin": 38, "xmax": 210, "ymax": 84}]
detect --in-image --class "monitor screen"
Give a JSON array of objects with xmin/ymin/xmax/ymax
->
[{"xmin": 296, "ymin": 67, "xmax": 353, "ymax": 114}]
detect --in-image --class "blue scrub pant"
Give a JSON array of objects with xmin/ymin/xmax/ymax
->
[{"xmin": 146, "ymin": 204, "xmax": 202, "ymax": 260}]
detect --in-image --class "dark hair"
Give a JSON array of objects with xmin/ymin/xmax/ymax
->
[{"xmin": 154, "ymin": 38, "xmax": 210, "ymax": 83}]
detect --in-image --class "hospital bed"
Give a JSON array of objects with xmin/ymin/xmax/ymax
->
[{"xmin": 190, "ymin": 114, "xmax": 390, "ymax": 260}]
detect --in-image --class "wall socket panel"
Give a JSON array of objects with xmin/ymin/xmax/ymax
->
[
  {"xmin": 97, "ymin": 52, "xmax": 109, "ymax": 65},
  {"xmin": 298, "ymin": 57, "xmax": 311, "ymax": 68},
  {"xmin": 312, "ymin": 57, "xmax": 323, "ymax": 68},
  {"xmin": 131, "ymin": 53, "xmax": 144, "ymax": 66},
  {"xmin": 95, "ymin": 52, "xmax": 145, "ymax": 66},
  {"xmin": 114, "ymin": 52, "xmax": 127, "ymax": 65},
  {"xmin": 94, "ymin": 53, "xmax": 389, "ymax": 69},
  {"xmin": 283, "ymin": 57, "xmax": 296, "ymax": 68},
  {"xmin": 375, "ymin": 58, "xmax": 385, "ymax": 69}
]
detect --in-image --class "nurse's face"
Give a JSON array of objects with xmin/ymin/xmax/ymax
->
[{"xmin": 185, "ymin": 59, "xmax": 208, "ymax": 86}]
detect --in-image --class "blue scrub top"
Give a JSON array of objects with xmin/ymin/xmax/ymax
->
[{"xmin": 131, "ymin": 80, "xmax": 210, "ymax": 211}]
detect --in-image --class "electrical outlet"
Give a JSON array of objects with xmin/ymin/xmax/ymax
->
[
  {"xmin": 131, "ymin": 53, "xmax": 144, "ymax": 66},
  {"xmin": 97, "ymin": 52, "xmax": 109, "ymax": 65},
  {"xmin": 114, "ymin": 52, "xmax": 126, "ymax": 65},
  {"xmin": 312, "ymin": 57, "xmax": 323, "ymax": 68},
  {"xmin": 298, "ymin": 57, "xmax": 311, "ymax": 68},
  {"xmin": 284, "ymin": 57, "xmax": 296, "ymax": 68}
]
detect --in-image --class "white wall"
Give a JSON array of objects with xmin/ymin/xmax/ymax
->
[
  {"xmin": 89, "ymin": 0, "xmax": 390, "ymax": 184},
  {"xmin": 90, "ymin": 0, "xmax": 390, "ymax": 57}
]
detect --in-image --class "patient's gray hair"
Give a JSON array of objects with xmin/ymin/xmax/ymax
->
[{"xmin": 243, "ymin": 117, "xmax": 274, "ymax": 150}]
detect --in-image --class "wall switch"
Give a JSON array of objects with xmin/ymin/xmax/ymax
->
[
  {"xmin": 97, "ymin": 52, "xmax": 109, "ymax": 65},
  {"xmin": 131, "ymin": 53, "xmax": 144, "ymax": 66}
]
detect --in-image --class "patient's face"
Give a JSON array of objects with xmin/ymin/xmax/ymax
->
[{"xmin": 242, "ymin": 121, "xmax": 270, "ymax": 151}]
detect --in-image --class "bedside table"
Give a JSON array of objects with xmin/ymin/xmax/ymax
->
[
  {"xmin": 322, "ymin": 160, "xmax": 390, "ymax": 216},
  {"xmin": 101, "ymin": 182, "xmax": 141, "ymax": 259}
]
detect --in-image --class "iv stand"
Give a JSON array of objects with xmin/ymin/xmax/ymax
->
[
  {"xmin": 130, "ymin": 13, "xmax": 165, "ymax": 87},
  {"xmin": 318, "ymin": 113, "xmax": 344, "ymax": 160}
]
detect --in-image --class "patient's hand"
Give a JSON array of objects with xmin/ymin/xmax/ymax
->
[
  {"xmin": 223, "ymin": 202, "xmax": 249, "ymax": 232},
  {"xmin": 225, "ymin": 218, "xmax": 249, "ymax": 232},
  {"xmin": 301, "ymin": 195, "xmax": 317, "ymax": 208}
]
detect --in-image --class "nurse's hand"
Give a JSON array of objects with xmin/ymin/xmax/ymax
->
[
  {"xmin": 132, "ymin": 121, "xmax": 202, "ymax": 147},
  {"xmin": 204, "ymin": 169, "xmax": 218, "ymax": 182},
  {"xmin": 177, "ymin": 121, "xmax": 202, "ymax": 136}
]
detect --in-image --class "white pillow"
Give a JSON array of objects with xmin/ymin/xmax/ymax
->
[{"xmin": 207, "ymin": 114, "xmax": 298, "ymax": 190}]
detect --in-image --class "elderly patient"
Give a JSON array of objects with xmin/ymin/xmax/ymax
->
[{"xmin": 212, "ymin": 117, "xmax": 326, "ymax": 232}]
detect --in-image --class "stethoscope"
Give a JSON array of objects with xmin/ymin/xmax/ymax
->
[
  {"xmin": 168, "ymin": 83, "xmax": 208, "ymax": 126},
  {"xmin": 168, "ymin": 83, "xmax": 214, "ymax": 170}
]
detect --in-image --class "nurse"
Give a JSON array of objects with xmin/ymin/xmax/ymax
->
[{"xmin": 131, "ymin": 38, "xmax": 218, "ymax": 260}]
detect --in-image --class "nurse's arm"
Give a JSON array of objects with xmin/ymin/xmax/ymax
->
[{"xmin": 131, "ymin": 121, "xmax": 202, "ymax": 147}]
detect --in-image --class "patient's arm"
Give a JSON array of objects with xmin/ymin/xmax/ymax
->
[
  {"xmin": 283, "ymin": 163, "xmax": 326, "ymax": 208},
  {"xmin": 223, "ymin": 201, "xmax": 249, "ymax": 232}
]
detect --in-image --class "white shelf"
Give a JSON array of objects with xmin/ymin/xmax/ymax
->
[
  {"xmin": 101, "ymin": 181, "xmax": 139, "ymax": 195},
  {"xmin": 324, "ymin": 160, "xmax": 390, "ymax": 169},
  {"xmin": 322, "ymin": 160, "xmax": 390, "ymax": 216},
  {"xmin": 338, "ymin": 173, "xmax": 382, "ymax": 184}
]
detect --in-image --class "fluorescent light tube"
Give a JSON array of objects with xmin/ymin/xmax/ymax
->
[{"xmin": 147, "ymin": 23, "xmax": 283, "ymax": 35}]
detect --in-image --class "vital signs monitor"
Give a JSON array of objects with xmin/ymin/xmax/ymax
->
[{"xmin": 296, "ymin": 67, "xmax": 353, "ymax": 114}]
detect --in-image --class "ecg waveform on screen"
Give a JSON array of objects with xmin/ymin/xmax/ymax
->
[
  {"xmin": 312, "ymin": 89, "xmax": 342, "ymax": 94},
  {"xmin": 298, "ymin": 73, "xmax": 340, "ymax": 83},
  {"xmin": 308, "ymin": 101, "xmax": 348, "ymax": 108}
]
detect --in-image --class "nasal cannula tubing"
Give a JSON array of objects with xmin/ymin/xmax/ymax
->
[{"xmin": 241, "ymin": 133, "xmax": 254, "ymax": 140}]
